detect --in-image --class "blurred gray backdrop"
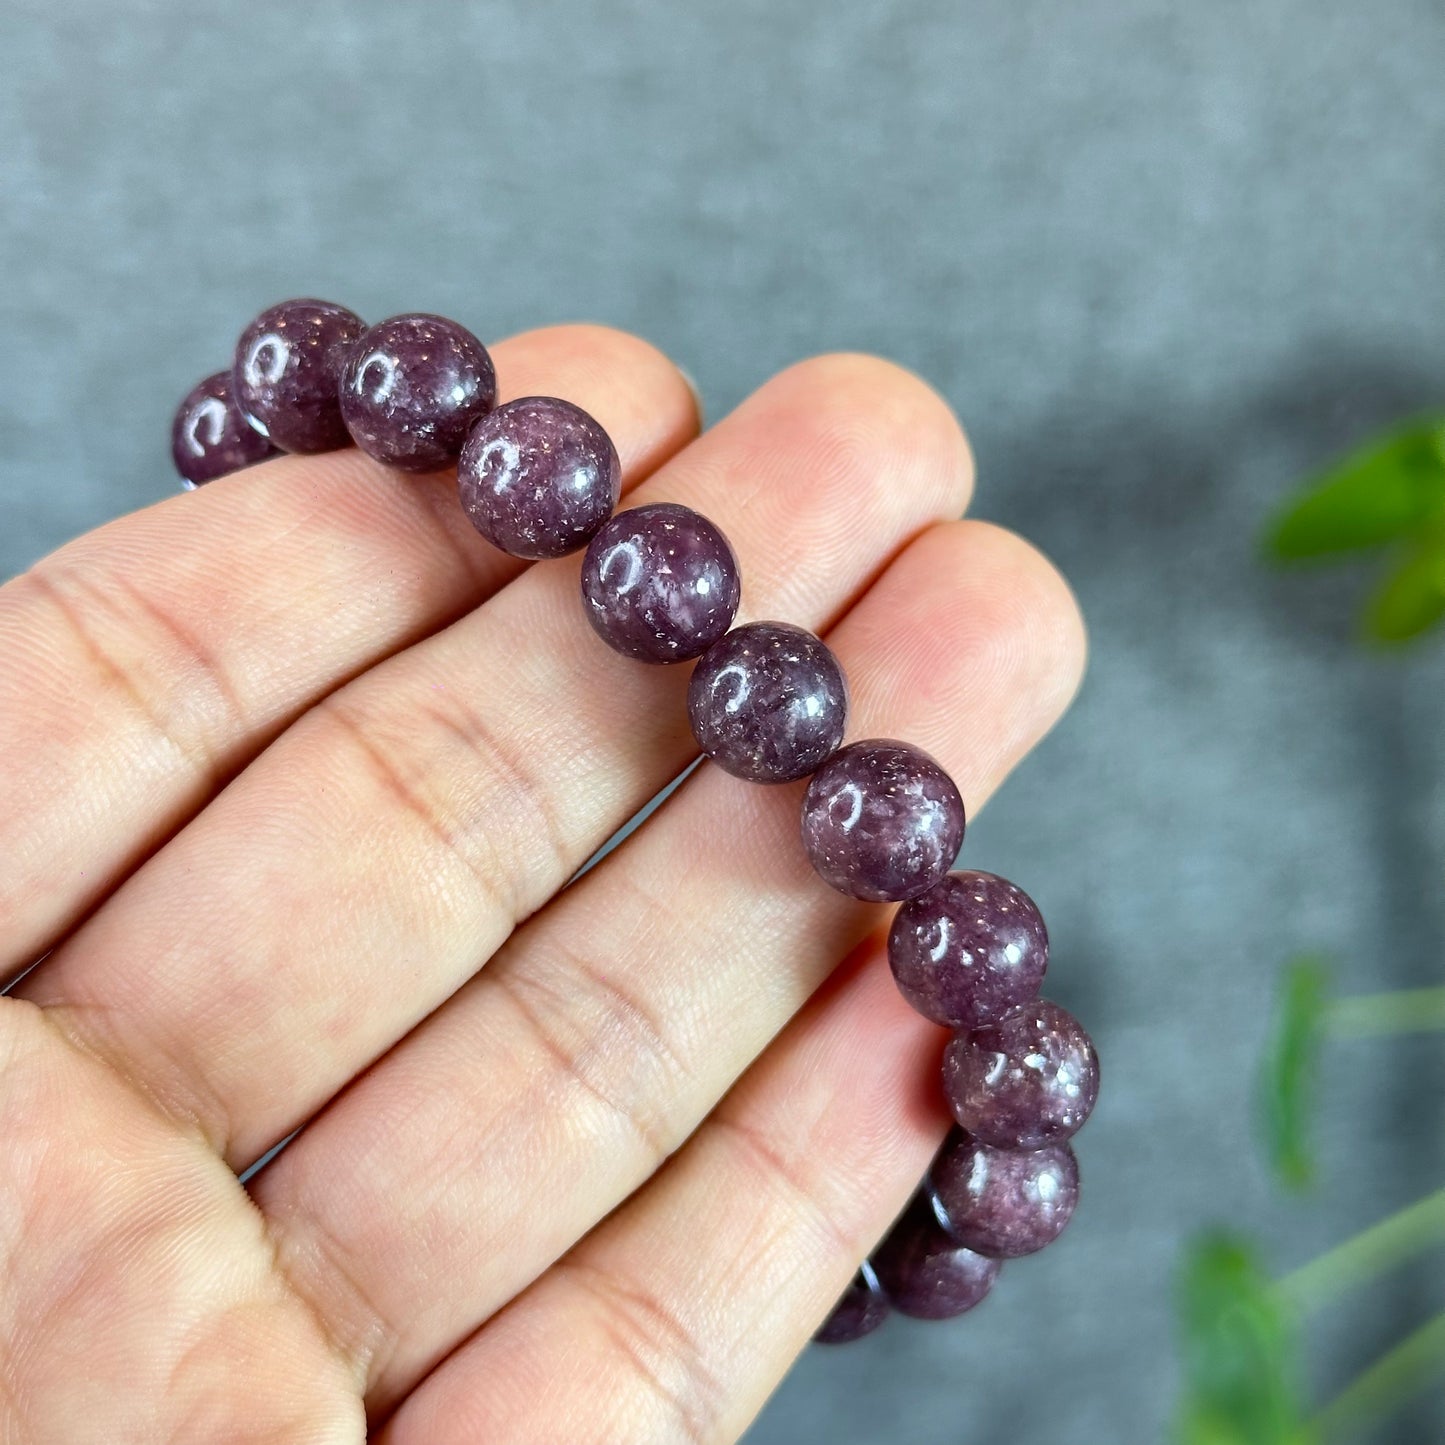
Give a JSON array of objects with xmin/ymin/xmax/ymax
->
[{"xmin": 5, "ymin": 1, "xmax": 1445, "ymax": 1440}]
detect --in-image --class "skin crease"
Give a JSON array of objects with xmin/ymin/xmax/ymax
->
[{"xmin": 0, "ymin": 328, "xmax": 1085, "ymax": 1445}]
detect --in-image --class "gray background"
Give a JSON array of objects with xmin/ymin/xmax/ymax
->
[{"xmin": 4, "ymin": 1, "xmax": 1445, "ymax": 1440}]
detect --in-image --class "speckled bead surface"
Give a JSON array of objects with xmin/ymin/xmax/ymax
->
[
  {"xmin": 813, "ymin": 1261, "xmax": 891, "ymax": 1344},
  {"xmin": 459, "ymin": 395, "xmax": 620, "ymax": 558},
  {"xmin": 942, "ymin": 999, "xmax": 1100, "ymax": 1149},
  {"xmin": 800, "ymin": 739, "xmax": 965, "ymax": 901},
  {"xmin": 872, "ymin": 1193, "xmax": 1001, "ymax": 1321},
  {"xmin": 888, "ymin": 870, "xmax": 1048, "ymax": 1028},
  {"xmin": 231, "ymin": 298, "xmax": 364, "ymax": 453},
  {"xmin": 687, "ymin": 621, "xmax": 848, "ymax": 783},
  {"xmin": 340, "ymin": 312, "xmax": 496, "ymax": 471},
  {"xmin": 170, "ymin": 370, "xmax": 277, "ymax": 488},
  {"xmin": 580, "ymin": 502, "xmax": 741, "ymax": 663},
  {"xmin": 930, "ymin": 1129, "xmax": 1079, "ymax": 1259}
]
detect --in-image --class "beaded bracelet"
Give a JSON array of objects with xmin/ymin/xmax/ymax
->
[{"xmin": 171, "ymin": 299, "xmax": 1100, "ymax": 1345}]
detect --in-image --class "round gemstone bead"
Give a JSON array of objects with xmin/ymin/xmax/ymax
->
[
  {"xmin": 687, "ymin": 621, "xmax": 848, "ymax": 783},
  {"xmin": 813, "ymin": 1261, "xmax": 890, "ymax": 1345},
  {"xmin": 888, "ymin": 871, "xmax": 1048, "ymax": 1028},
  {"xmin": 799, "ymin": 740, "xmax": 965, "ymax": 901},
  {"xmin": 459, "ymin": 396, "xmax": 620, "ymax": 558},
  {"xmin": 232, "ymin": 298, "xmax": 364, "ymax": 453},
  {"xmin": 943, "ymin": 999, "xmax": 1099, "ymax": 1149},
  {"xmin": 170, "ymin": 370, "xmax": 277, "ymax": 488},
  {"xmin": 872, "ymin": 1192, "xmax": 1001, "ymax": 1320},
  {"xmin": 340, "ymin": 312, "xmax": 496, "ymax": 472},
  {"xmin": 580, "ymin": 502, "xmax": 741, "ymax": 663},
  {"xmin": 929, "ymin": 1129, "xmax": 1079, "ymax": 1259}
]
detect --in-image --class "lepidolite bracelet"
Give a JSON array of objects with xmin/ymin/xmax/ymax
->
[{"xmin": 171, "ymin": 299, "xmax": 1101, "ymax": 1344}]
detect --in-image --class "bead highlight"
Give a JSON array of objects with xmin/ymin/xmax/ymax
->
[
  {"xmin": 687, "ymin": 621, "xmax": 848, "ymax": 783},
  {"xmin": 459, "ymin": 396, "xmax": 620, "ymax": 559},
  {"xmin": 340, "ymin": 312, "xmax": 496, "ymax": 471},
  {"xmin": 580, "ymin": 502, "xmax": 741, "ymax": 663},
  {"xmin": 231, "ymin": 298, "xmax": 364, "ymax": 453}
]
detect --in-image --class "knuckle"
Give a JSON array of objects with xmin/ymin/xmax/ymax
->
[
  {"xmin": 565, "ymin": 1257, "xmax": 722, "ymax": 1445},
  {"xmin": 318, "ymin": 685, "xmax": 571, "ymax": 924},
  {"xmin": 710, "ymin": 1110, "xmax": 859, "ymax": 1265},
  {"xmin": 495, "ymin": 946, "xmax": 687, "ymax": 1170},
  {"xmin": 21, "ymin": 558, "xmax": 243, "ymax": 782}
]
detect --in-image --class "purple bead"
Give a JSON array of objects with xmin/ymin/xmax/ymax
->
[
  {"xmin": 929, "ymin": 1129, "xmax": 1079, "ymax": 1259},
  {"xmin": 580, "ymin": 502, "xmax": 741, "ymax": 664},
  {"xmin": 170, "ymin": 370, "xmax": 277, "ymax": 488},
  {"xmin": 813, "ymin": 1261, "xmax": 890, "ymax": 1344},
  {"xmin": 943, "ymin": 1000, "xmax": 1100, "ymax": 1149},
  {"xmin": 340, "ymin": 312, "xmax": 497, "ymax": 472},
  {"xmin": 687, "ymin": 621, "xmax": 848, "ymax": 783},
  {"xmin": 458, "ymin": 396, "xmax": 620, "ymax": 558},
  {"xmin": 800, "ymin": 740, "xmax": 965, "ymax": 902},
  {"xmin": 232, "ymin": 298, "xmax": 364, "ymax": 453},
  {"xmin": 888, "ymin": 871, "xmax": 1048, "ymax": 1028},
  {"xmin": 872, "ymin": 1193, "xmax": 1001, "ymax": 1321}
]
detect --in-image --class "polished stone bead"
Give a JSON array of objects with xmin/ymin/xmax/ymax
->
[
  {"xmin": 943, "ymin": 1000, "xmax": 1100, "ymax": 1149},
  {"xmin": 580, "ymin": 502, "xmax": 741, "ymax": 663},
  {"xmin": 800, "ymin": 740, "xmax": 965, "ymax": 901},
  {"xmin": 340, "ymin": 312, "xmax": 496, "ymax": 472},
  {"xmin": 813, "ymin": 1261, "xmax": 890, "ymax": 1344},
  {"xmin": 929, "ymin": 1128, "xmax": 1079, "ymax": 1259},
  {"xmin": 232, "ymin": 298, "xmax": 364, "ymax": 453},
  {"xmin": 170, "ymin": 370, "xmax": 277, "ymax": 488},
  {"xmin": 687, "ymin": 621, "xmax": 848, "ymax": 783},
  {"xmin": 459, "ymin": 395, "xmax": 619, "ymax": 558},
  {"xmin": 888, "ymin": 871, "xmax": 1048, "ymax": 1028},
  {"xmin": 872, "ymin": 1192, "xmax": 1001, "ymax": 1321}
]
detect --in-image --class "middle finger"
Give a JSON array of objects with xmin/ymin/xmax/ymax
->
[{"xmin": 19, "ymin": 354, "xmax": 973, "ymax": 1170}]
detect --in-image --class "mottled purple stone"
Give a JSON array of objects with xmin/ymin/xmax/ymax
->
[
  {"xmin": 340, "ymin": 312, "xmax": 496, "ymax": 472},
  {"xmin": 799, "ymin": 740, "xmax": 965, "ymax": 902},
  {"xmin": 580, "ymin": 502, "xmax": 741, "ymax": 663},
  {"xmin": 813, "ymin": 1261, "xmax": 890, "ymax": 1345},
  {"xmin": 888, "ymin": 870, "xmax": 1048, "ymax": 1028},
  {"xmin": 872, "ymin": 1192, "xmax": 1001, "ymax": 1321},
  {"xmin": 232, "ymin": 298, "xmax": 364, "ymax": 453},
  {"xmin": 943, "ymin": 1000, "xmax": 1100, "ymax": 1149},
  {"xmin": 929, "ymin": 1128, "xmax": 1079, "ymax": 1259},
  {"xmin": 687, "ymin": 621, "xmax": 848, "ymax": 783},
  {"xmin": 458, "ymin": 396, "xmax": 620, "ymax": 558},
  {"xmin": 170, "ymin": 370, "xmax": 277, "ymax": 488}
]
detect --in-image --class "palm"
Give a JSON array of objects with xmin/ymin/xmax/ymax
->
[{"xmin": 0, "ymin": 325, "xmax": 1083, "ymax": 1444}]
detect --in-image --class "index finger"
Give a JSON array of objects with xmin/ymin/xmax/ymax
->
[{"xmin": 0, "ymin": 323, "xmax": 700, "ymax": 978}]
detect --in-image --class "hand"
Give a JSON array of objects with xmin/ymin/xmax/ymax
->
[{"xmin": 0, "ymin": 326, "xmax": 1084, "ymax": 1444}]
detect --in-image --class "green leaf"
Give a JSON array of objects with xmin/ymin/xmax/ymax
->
[
  {"xmin": 1257, "ymin": 957, "xmax": 1329, "ymax": 1191},
  {"xmin": 1175, "ymin": 1232, "xmax": 1314, "ymax": 1445},
  {"xmin": 1364, "ymin": 537, "xmax": 1445, "ymax": 643},
  {"xmin": 1264, "ymin": 419, "xmax": 1445, "ymax": 560}
]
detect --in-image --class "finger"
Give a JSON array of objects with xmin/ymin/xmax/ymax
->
[
  {"xmin": 251, "ymin": 520, "xmax": 1086, "ymax": 1413},
  {"xmin": 18, "ymin": 356, "xmax": 976, "ymax": 1170},
  {"xmin": 0, "ymin": 324, "xmax": 698, "ymax": 978},
  {"xmin": 381, "ymin": 942, "xmax": 955, "ymax": 1445}
]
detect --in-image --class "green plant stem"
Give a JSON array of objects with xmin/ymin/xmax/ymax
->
[
  {"xmin": 1312, "ymin": 1309, "xmax": 1445, "ymax": 1439},
  {"xmin": 1274, "ymin": 1188, "xmax": 1445, "ymax": 1317},
  {"xmin": 1325, "ymin": 987, "xmax": 1445, "ymax": 1037}
]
